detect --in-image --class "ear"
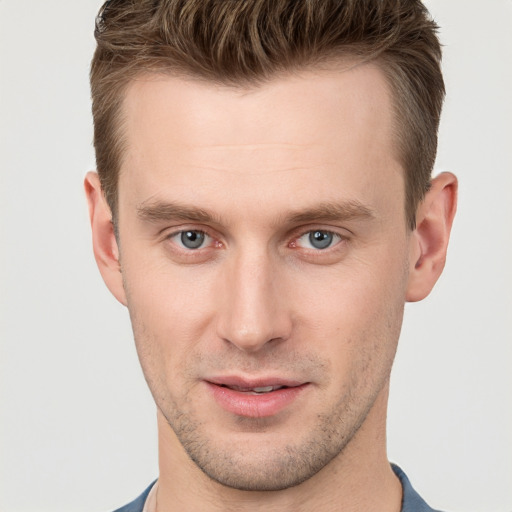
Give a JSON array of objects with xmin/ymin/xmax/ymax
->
[
  {"xmin": 84, "ymin": 171, "xmax": 127, "ymax": 306},
  {"xmin": 406, "ymin": 172, "xmax": 458, "ymax": 302}
]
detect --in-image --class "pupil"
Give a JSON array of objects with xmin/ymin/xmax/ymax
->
[
  {"xmin": 309, "ymin": 231, "xmax": 332, "ymax": 249},
  {"xmin": 181, "ymin": 231, "xmax": 205, "ymax": 249}
]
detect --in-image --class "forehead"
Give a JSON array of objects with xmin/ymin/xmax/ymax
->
[
  {"xmin": 118, "ymin": 64, "xmax": 403, "ymax": 223},
  {"xmin": 122, "ymin": 63, "xmax": 394, "ymax": 151}
]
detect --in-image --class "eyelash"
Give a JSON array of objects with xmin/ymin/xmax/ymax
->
[
  {"xmin": 290, "ymin": 230, "xmax": 343, "ymax": 251},
  {"xmin": 166, "ymin": 229, "xmax": 220, "ymax": 250},
  {"xmin": 163, "ymin": 227, "xmax": 348, "ymax": 261}
]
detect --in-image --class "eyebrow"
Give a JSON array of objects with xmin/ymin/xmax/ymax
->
[
  {"xmin": 283, "ymin": 201, "xmax": 375, "ymax": 225},
  {"xmin": 136, "ymin": 199, "xmax": 375, "ymax": 226},
  {"xmin": 137, "ymin": 201, "xmax": 221, "ymax": 224}
]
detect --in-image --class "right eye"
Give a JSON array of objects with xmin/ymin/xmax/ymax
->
[{"xmin": 169, "ymin": 230, "xmax": 212, "ymax": 250}]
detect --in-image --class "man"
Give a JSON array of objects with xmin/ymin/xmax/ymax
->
[{"xmin": 85, "ymin": 0, "xmax": 457, "ymax": 510}]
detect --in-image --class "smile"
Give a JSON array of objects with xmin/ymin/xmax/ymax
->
[{"xmin": 205, "ymin": 377, "xmax": 309, "ymax": 418}]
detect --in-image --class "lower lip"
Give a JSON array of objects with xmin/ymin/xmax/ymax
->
[{"xmin": 206, "ymin": 382, "xmax": 309, "ymax": 418}]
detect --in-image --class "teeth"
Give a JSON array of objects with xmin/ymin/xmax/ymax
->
[
  {"xmin": 252, "ymin": 386, "xmax": 275, "ymax": 393},
  {"xmin": 222, "ymin": 384, "xmax": 285, "ymax": 393}
]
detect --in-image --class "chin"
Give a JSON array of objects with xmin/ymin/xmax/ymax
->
[
  {"xmin": 177, "ymin": 423, "xmax": 351, "ymax": 492},
  {"xmin": 194, "ymin": 455, "xmax": 325, "ymax": 492}
]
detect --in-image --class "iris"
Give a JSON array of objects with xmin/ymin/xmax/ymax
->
[
  {"xmin": 180, "ymin": 230, "xmax": 205, "ymax": 249},
  {"xmin": 309, "ymin": 230, "xmax": 334, "ymax": 249}
]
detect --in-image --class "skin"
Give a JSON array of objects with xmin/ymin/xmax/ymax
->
[{"xmin": 86, "ymin": 63, "xmax": 457, "ymax": 511}]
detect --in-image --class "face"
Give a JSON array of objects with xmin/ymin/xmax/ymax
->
[{"xmin": 115, "ymin": 64, "xmax": 412, "ymax": 490}]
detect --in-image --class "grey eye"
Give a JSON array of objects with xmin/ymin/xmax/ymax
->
[
  {"xmin": 180, "ymin": 230, "xmax": 207, "ymax": 249},
  {"xmin": 296, "ymin": 230, "xmax": 341, "ymax": 250},
  {"xmin": 308, "ymin": 231, "xmax": 334, "ymax": 249}
]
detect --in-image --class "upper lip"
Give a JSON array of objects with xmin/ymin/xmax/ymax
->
[{"xmin": 205, "ymin": 376, "xmax": 306, "ymax": 389}]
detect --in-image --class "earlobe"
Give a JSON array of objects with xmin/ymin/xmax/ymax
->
[
  {"xmin": 406, "ymin": 172, "xmax": 458, "ymax": 302},
  {"xmin": 84, "ymin": 171, "xmax": 127, "ymax": 306}
]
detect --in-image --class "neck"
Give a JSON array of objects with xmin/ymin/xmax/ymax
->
[{"xmin": 154, "ymin": 384, "xmax": 401, "ymax": 512}]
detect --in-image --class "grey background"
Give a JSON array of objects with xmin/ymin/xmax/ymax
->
[{"xmin": 1, "ymin": 1, "xmax": 511, "ymax": 510}]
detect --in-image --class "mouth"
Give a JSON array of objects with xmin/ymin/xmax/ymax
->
[
  {"xmin": 205, "ymin": 377, "xmax": 309, "ymax": 418},
  {"xmin": 218, "ymin": 384, "xmax": 289, "ymax": 395}
]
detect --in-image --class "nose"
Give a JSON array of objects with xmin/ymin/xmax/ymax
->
[{"xmin": 216, "ymin": 248, "xmax": 292, "ymax": 353}]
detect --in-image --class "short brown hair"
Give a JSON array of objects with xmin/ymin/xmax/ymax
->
[{"xmin": 91, "ymin": 0, "xmax": 444, "ymax": 229}]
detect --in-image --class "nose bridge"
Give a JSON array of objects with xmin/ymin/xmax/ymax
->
[{"xmin": 217, "ymin": 244, "xmax": 290, "ymax": 352}]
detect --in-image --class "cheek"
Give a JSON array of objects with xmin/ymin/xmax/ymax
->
[
  {"xmin": 291, "ymin": 249, "xmax": 408, "ymax": 370},
  {"xmin": 121, "ymin": 258, "xmax": 220, "ymax": 391},
  {"xmin": 122, "ymin": 247, "xmax": 218, "ymax": 327}
]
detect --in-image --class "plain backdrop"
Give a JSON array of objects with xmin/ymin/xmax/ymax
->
[{"xmin": 1, "ymin": 1, "xmax": 511, "ymax": 511}]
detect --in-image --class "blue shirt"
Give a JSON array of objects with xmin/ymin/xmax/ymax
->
[{"xmin": 113, "ymin": 464, "xmax": 444, "ymax": 512}]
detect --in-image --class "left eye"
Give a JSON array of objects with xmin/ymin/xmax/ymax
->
[
  {"xmin": 296, "ymin": 230, "xmax": 341, "ymax": 250},
  {"xmin": 171, "ymin": 230, "xmax": 211, "ymax": 250}
]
